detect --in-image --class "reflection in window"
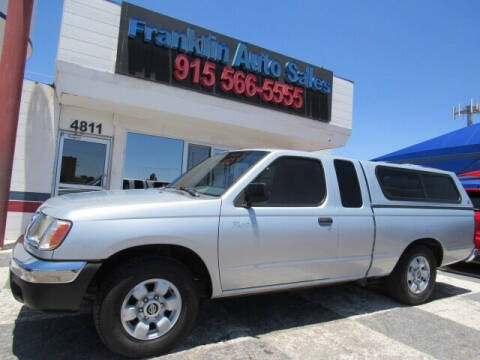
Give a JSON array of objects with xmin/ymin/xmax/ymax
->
[
  {"xmin": 212, "ymin": 148, "xmax": 227, "ymax": 155},
  {"xmin": 169, "ymin": 151, "xmax": 267, "ymax": 196},
  {"xmin": 60, "ymin": 139, "xmax": 106, "ymax": 186},
  {"xmin": 187, "ymin": 144, "xmax": 211, "ymax": 170},
  {"xmin": 123, "ymin": 133, "xmax": 184, "ymax": 189}
]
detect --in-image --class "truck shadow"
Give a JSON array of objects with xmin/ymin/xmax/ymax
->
[{"xmin": 10, "ymin": 280, "xmax": 471, "ymax": 359}]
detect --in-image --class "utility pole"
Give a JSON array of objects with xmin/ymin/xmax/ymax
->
[
  {"xmin": 0, "ymin": 0, "xmax": 34, "ymax": 248},
  {"xmin": 453, "ymin": 99, "xmax": 480, "ymax": 126}
]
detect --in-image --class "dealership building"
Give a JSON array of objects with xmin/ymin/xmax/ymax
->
[{"xmin": 5, "ymin": 0, "xmax": 354, "ymax": 244}]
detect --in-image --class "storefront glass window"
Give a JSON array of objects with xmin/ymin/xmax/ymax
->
[{"xmin": 123, "ymin": 133, "xmax": 184, "ymax": 188}]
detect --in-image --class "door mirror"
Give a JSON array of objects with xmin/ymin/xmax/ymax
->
[{"xmin": 244, "ymin": 182, "xmax": 268, "ymax": 207}]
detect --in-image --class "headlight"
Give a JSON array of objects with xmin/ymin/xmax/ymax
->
[{"xmin": 26, "ymin": 213, "xmax": 72, "ymax": 250}]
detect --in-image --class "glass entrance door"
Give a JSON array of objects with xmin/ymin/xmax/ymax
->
[{"xmin": 54, "ymin": 132, "xmax": 111, "ymax": 195}]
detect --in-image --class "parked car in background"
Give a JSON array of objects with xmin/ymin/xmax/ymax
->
[
  {"xmin": 122, "ymin": 178, "xmax": 168, "ymax": 189},
  {"xmin": 10, "ymin": 150, "xmax": 476, "ymax": 358}
]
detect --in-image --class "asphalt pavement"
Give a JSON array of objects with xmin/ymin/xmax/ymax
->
[{"xmin": 1, "ymin": 248, "xmax": 480, "ymax": 360}]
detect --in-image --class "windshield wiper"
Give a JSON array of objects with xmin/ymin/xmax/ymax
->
[{"xmin": 177, "ymin": 186, "xmax": 200, "ymax": 197}]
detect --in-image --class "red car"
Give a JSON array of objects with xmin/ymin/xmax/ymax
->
[{"xmin": 465, "ymin": 188, "xmax": 480, "ymax": 262}]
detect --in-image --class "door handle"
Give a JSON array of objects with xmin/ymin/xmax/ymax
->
[{"xmin": 318, "ymin": 217, "xmax": 333, "ymax": 226}]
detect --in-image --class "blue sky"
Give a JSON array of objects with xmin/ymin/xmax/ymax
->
[{"xmin": 25, "ymin": 0, "xmax": 480, "ymax": 160}]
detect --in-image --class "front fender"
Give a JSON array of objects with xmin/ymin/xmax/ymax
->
[{"xmin": 52, "ymin": 216, "xmax": 222, "ymax": 296}]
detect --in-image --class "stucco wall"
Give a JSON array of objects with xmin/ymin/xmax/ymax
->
[{"xmin": 6, "ymin": 80, "xmax": 56, "ymax": 244}]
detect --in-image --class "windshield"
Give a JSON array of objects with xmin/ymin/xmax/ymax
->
[{"xmin": 168, "ymin": 151, "xmax": 268, "ymax": 196}]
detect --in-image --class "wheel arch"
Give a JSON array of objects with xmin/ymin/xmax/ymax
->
[
  {"xmin": 400, "ymin": 238, "xmax": 444, "ymax": 267},
  {"xmin": 88, "ymin": 244, "xmax": 213, "ymax": 299}
]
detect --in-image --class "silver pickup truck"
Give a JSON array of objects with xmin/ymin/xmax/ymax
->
[{"xmin": 9, "ymin": 149, "xmax": 476, "ymax": 358}]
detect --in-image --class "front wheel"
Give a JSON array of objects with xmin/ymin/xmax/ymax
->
[
  {"xmin": 387, "ymin": 245, "xmax": 437, "ymax": 305},
  {"xmin": 93, "ymin": 256, "xmax": 199, "ymax": 358}
]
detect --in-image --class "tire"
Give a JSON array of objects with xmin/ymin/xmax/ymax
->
[
  {"xmin": 386, "ymin": 245, "xmax": 437, "ymax": 305},
  {"xmin": 93, "ymin": 256, "xmax": 199, "ymax": 358}
]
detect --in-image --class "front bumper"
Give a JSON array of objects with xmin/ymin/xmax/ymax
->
[{"xmin": 9, "ymin": 241, "xmax": 100, "ymax": 311}]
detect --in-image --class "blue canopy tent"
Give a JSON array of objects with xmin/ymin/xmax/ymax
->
[{"xmin": 373, "ymin": 123, "xmax": 480, "ymax": 188}]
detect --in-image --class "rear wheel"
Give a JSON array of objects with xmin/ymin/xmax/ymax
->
[
  {"xmin": 93, "ymin": 256, "xmax": 199, "ymax": 358},
  {"xmin": 387, "ymin": 245, "xmax": 437, "ymax": 305}
]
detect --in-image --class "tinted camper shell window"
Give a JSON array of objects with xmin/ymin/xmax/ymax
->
[{"xmin": 376, "ymin": 166, "xmax": 461, "ymax": 203}]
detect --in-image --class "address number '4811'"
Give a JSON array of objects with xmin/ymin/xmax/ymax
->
[{"xmin": 70, "ymin": 120, "xmax": 102, "ymax": 135}]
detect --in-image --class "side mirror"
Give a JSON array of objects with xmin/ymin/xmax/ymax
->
[{"xmin": 244, "ymin": 182, "xmax": 268, "ymax": 208}]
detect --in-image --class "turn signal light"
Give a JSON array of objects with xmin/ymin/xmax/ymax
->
[{"xmin": 38, "ymin": 220, "xmax": 72, "ymax": 250}]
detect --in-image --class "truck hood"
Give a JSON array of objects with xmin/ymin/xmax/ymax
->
[{"xmin": 39, "ymin": 189, "xmax": 221, "ymax": 221}]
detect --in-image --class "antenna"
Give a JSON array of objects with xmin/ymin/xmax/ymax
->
[{"xmin": 453, "ymin": 99, "xmax": 480, "ymax": 126}]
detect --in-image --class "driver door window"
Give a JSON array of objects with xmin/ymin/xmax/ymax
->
[{"xmin": 241, "ymin": 156, "xmax": 326, "ymax": 207}]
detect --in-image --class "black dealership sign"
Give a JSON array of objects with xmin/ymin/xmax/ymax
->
[{"xmin": 116, "ymin": 3, "xmax": 333, "ymax": 122}]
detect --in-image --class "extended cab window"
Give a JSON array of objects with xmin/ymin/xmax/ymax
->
[
  {"xmin": 246, "ymin": 156, "xmax": 326, "ymax": 207},
  {"xmin": 376, "ymin": 166, "xmax": 460, "ymax": 203},
  {"xmin": 334, "ymin": 159, "xmax": 362, "ymax": 208}
]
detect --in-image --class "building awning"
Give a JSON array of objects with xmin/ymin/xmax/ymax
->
[
  {"xmin": 373, "ymin": 123, "xmax": 480, "ymax": 175},
  {"xmin": 55, "ymin": 61, "xmax": 352, "ymax": 152}
]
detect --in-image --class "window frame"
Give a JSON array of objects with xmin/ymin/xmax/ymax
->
[
  {"xmin": 54, "ymin": 131, "xmax": 111, "ymax": 196},
  {"xmin": 235, "ymin": 156, "xmax": 328, "ymax": 208},
  {"xmin": 375, "ymin": 165, "xmax": 461, "ymax": 204}
]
